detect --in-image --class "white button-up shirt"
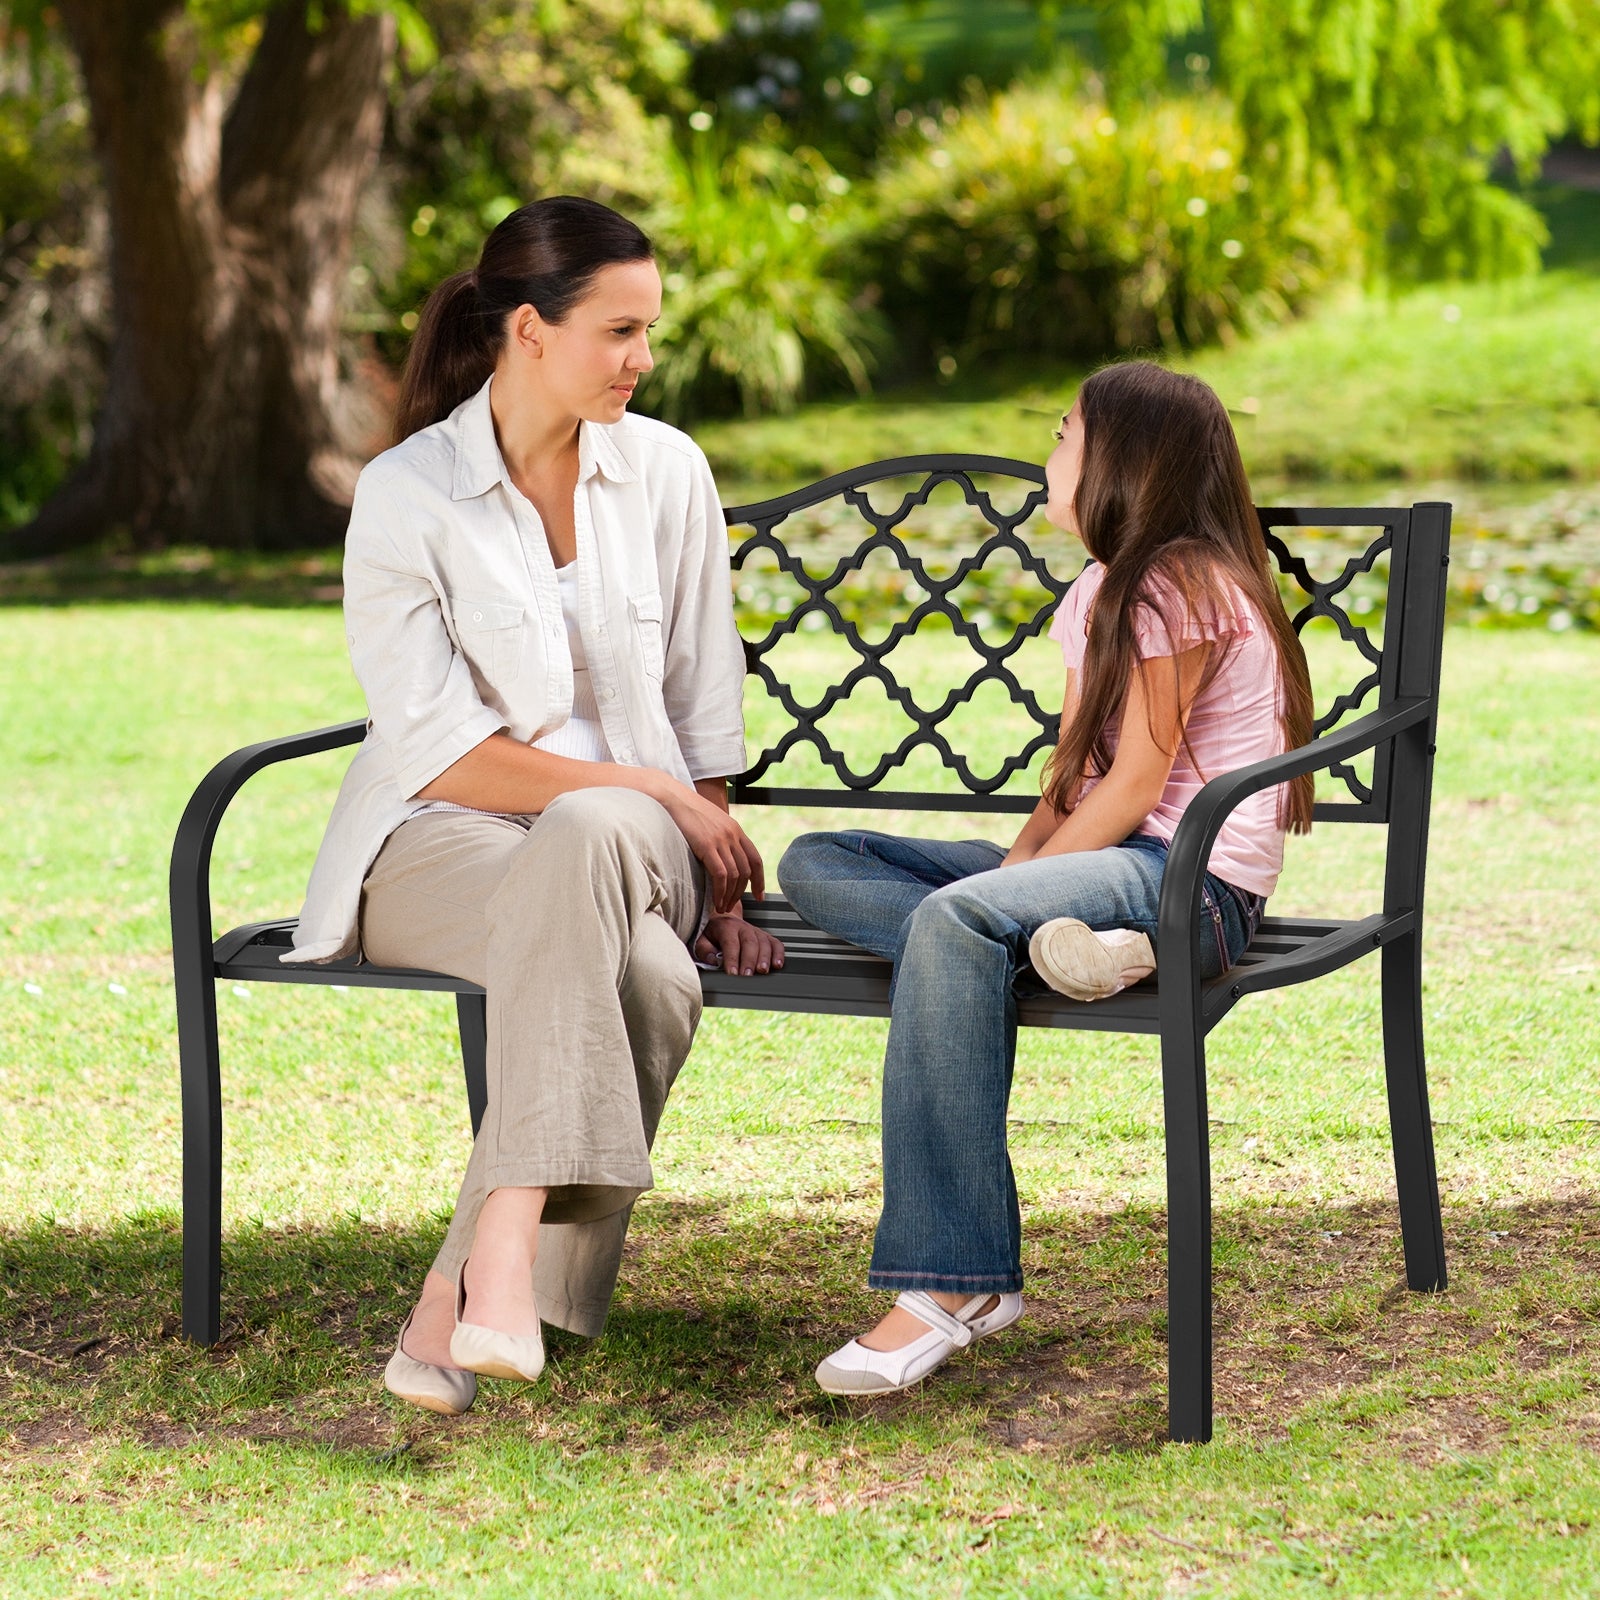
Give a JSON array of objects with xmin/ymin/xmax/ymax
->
[{"xmin": 285, "ymin": 378, "xmax": 747, "ymax": 963}]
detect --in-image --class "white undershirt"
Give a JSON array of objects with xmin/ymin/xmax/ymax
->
[
  {"xmin": 419, "ymin": 562, "xmax": 611, "ymax": 820},
  {"xmin": 530, "ymin": 562, "xmax": 612, "ymax": 763}
]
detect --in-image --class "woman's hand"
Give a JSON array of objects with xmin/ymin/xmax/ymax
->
[
  {"xmin": 655, "ymin": 783, "xmax": 766, "ymax": 914},
  {"xmin": 695, "ymin": 908, "xmax": 786, "ymax": 977}
]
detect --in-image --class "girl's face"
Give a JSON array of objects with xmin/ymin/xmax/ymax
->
[
  {"xmin": 503, "ymin": 258, "xmax": 661, "ymax": 423},
  {"xmin": 1044, "ymin": 400, "xmax": 1085, "ymax": 535}
]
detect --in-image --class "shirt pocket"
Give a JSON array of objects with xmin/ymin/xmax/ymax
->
[
  {"xmin": 451, "ymin": 597, "xmax": 526, "ymax": 688},
  {"xmin": 629, "ymin": 591, "xmax": 666, "ymax": 681}
]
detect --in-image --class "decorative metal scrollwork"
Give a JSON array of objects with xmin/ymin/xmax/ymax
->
[
  {"xmin": 1261, "ymin": 519, "xmax": 1396, "ymax": 807},
  {"xmin": 727, "ymin": 456, "xmax": 1403, "ymax": 814}
]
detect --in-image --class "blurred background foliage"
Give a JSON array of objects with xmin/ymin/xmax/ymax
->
[
  {"xmin": 1184, "ymin": 0, "xmax": 1600, "ymax": 281},
  {"xmin": 643, "ymin": 137, "xmax": 883, "ymax": 421},
  {"xmin": 687, "ymin": 0, "xmax": 904, "ymax": 167},
  {"xmin": 374, "ymin": 0, "xmax": 721, "ymax": 366},
  {"xmin": 0, "ymin": 27, "xmax": 100, "ymax": 528},
  {"xmin": 0, "ymin": 0, "xmax": 1597, "ymax": 526},
  {"xmin": 863, "ymin": 66, "xmax": 1357, "ymax": 373}
]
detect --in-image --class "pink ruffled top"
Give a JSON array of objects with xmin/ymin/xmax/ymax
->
[{"xmin": 1048, "ymin": 560, "xmax": 1292, "ymax": 898}]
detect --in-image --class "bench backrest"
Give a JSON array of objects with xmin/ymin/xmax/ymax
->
[{"xmin": 724, "ymin": 455, "xmax": 1450, "ymax": 827}]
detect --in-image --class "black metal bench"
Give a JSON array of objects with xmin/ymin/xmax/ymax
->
[{"xmin": 171, "ymin": 455, "xmax": 1452, "ymax": 1444}]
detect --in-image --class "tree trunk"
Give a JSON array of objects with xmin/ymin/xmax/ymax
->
[{"xmin": 5, "ymin": 0, "xmax": 394, "ymax": 555}]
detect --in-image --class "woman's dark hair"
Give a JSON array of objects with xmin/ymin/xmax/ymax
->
[
  {"xmin": 392, "ymin": 195, "xmax": 654, "ymax": 445},
  {"xmin": 1041, "ymin": 360, "xmax": 1316, "ymax": 834}
]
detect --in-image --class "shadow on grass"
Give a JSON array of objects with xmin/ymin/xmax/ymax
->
[
  {"xmin": 0, "ymin": 546, "xmax": 345, "ymax": 607},
  {"xmin": 2, "ymin": 1197, "xmax": 1597, "ymax": 1465}
]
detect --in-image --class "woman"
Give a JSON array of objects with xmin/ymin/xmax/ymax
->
[
  {"xmin": 284, "ymin": 196, "xmax": 782, "ymax": 1414},
  {"xmin": 777, "ymin": 362, "xmax": 1314, "ymax": 1395}
]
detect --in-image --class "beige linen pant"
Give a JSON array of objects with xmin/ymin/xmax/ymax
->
[{"xmin": 359, "ymin": 787, "xmax": 705, "ymax": 1337}]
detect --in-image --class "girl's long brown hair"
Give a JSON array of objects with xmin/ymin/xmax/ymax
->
[
  {"xmin": 1041, "ymin": 361, "xmax": 1315, "ymax": 833},
  {"xmin": 393, "ymin": 196, "xmax": 654, "ymax": 445}
]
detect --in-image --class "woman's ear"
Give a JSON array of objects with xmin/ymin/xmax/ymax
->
[{"xmin": 509, "ymin": 304, "xmax": 544, "ymax": 360}]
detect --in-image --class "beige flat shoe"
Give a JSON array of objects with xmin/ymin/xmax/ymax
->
[
  {"xmin": 384, "ymin": 1310, "xmax": 477, "ymax": 1416},
  {"xmin": 448, "ymin": 1263, "xmax": 545, "ymax": 1383}
]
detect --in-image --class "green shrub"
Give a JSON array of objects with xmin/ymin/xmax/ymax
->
[
  {"xmin": 863, "ymin": 66, "xmax": 1359, "ymax": 375},
  {"xmin": 640, "ymin": 138, "xmax": 885, "ymax": 422}
]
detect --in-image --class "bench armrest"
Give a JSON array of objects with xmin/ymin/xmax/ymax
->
[
  {"xmin": 169, "ymin": 720, "xmax": 368, "ymax": 961},
  {"xmin": 1155, "ymin": 696, "xmax": 1433, "ymax": 1014}
]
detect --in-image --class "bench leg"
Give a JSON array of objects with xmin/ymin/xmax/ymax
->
[
  {"xmin": 1161, "ymin": 1021, "xmax": 1213, "ymax": 1444},
  {"xmin": 1382, "ymin": 932, "xmax": 1447, "ymax": 1291},
  {"xmin": 177, "ymin": 970, "xmax": 223, "ymax": 1346},
  {"xmin": 456, "ymin": 994, "xmax": 488, "ymax": 1139}
]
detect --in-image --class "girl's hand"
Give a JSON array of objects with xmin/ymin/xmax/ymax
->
[
  {"xmin": 1001, "ymin": 792, "xmax": 1067, "ymax": 867},
  {"xmin": 695, "ymin": 909, "xmax": 786, "ymax": 977}
]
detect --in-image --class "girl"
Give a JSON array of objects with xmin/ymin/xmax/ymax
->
[
  {"xmin": 777, "ymin": 361, "xmax": 1313, "ymax": 1395},
  {"xmin": 284, "ymin": 196, "xmax": 783, "ymax": 1414}
]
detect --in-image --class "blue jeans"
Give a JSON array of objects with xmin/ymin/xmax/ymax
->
[{"xmin": 776, "ymin": 830, "xmax": 1262, "ymax": 1293}]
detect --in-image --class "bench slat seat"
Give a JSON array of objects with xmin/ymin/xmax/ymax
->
[
  {"xmin": 211, "ymin": 903, "xmax": 1393, "ymax": 1035},
  {"xmin": 172, "ymin": 457, "xmax": 1451, "ymax": 1445}
]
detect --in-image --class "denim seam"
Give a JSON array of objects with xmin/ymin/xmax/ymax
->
[
  {"xmin": 868, "ymin": 1271, "xmax": 1025, "ymax": 1293},
  {"xmin": 1201, "ymin": 881, "xmax": 1228, "ymax": 972}
]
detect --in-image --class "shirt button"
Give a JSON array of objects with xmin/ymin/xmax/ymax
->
[
  {"xmin": 472, "ymin": 610, "xmax": 484, "ymax": 623},
  {"xmin": 603, "ymin": 687, "xmax": 617, "ymax": 702}
]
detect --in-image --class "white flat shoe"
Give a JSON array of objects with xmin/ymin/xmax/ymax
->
[
  {"xmin": 1029, "ymin": 918, "xmax": 1155, "ymax": 1001},
  {"xmin": 448, "ymin": 1263, "xmax": 545, "ymax": 1383},
  {"xmin": 384, "ymin": 1310, "xmax": 477, "ymax": 1416},
  {"xmin": 815, "ymin": 1289, "xmax": 1024, "ymax": 1396}
]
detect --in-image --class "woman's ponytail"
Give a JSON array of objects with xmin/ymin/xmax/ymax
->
[
  {"xmin": 392, "ymin": 270, "xmax": 497, "ymax": 446},
  {"xmin": 391, "ymin": 196, "xmax": 655, "ymax": 447}
]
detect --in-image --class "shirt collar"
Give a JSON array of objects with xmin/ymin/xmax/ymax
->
[
  {"xmin": 580, "ymin": 419, "xmax": 637, "ymax": 486},
  {"xmin": 451, "ymin": 375, "xmax": 638, "ymax": 500},
  {"xmin": 450, "ymin": 377, "xmax": 502, "ymax": 501}
]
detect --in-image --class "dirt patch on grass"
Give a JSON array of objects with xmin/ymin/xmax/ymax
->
[
  {"xmin": 962, "ymin": 1197, "xmax": 1600, "ymax": 1455},
  {"xmin": 8, "ymin": 1410, "xmax": 98, "ymax": 1451},
  {"xmin": 1, "ymin": 1198, "xmax": 1596, "ymax": 1461}
]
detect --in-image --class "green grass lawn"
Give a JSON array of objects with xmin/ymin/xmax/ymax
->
[{"xmin": 2, "ymin": 604, "xmax": 1598, "ymax": 1596}]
